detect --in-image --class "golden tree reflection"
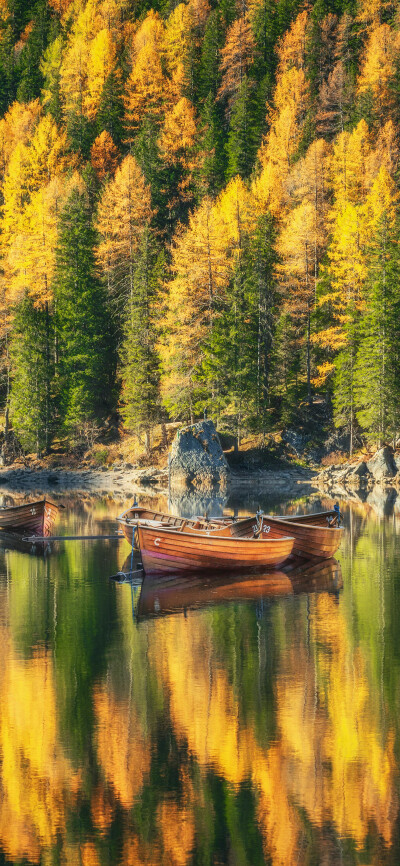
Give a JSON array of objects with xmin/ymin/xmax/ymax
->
[
  {"xmin": 147, "ymin": 594, "xmax": 397, "ymax": 864},
  {"xmin": 94, "ymin": 685, "xmax": 151, "ymax": 808},
  {"xmin": 0, "ymin": 627, "xmax": 80, "ymax": 863}
]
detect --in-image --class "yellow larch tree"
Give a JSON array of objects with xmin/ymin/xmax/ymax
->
[
  {"xmin": 160, "ymin": 196, "xmax": 229, "ymax": 419},
  {"xmin": 329, "ymin": 118, "xmax": 371, "ymax": 209},
  {"xmin": 366, "ymin": 118, "xmax": 399, "ymax": 181},
  {"xmin": 1, "ymin": 141, "xmax": 32, "ymax": 250},
  {"xmin": 158, "ymin": 95, "xmax": 198, "ymax": 183},
  {"xmin": 356, "ymin": 0, "xmax": 394, "ymax": 29},
  {"xmin": 90, "ymin": 130, "xmax": 119, "ymax": 180},
  {"xmin": 278, "ymin": 199, "xmax": 325, "ymax": 402},
  {"xmin": 159, "ymin": 96, "xmax": 199, "ymax": 213},
  {"xmin": 95, "ymin": 153, "xmax": 153, "ymax": 303},
  {"xmin": 27, "ymin": 115, "xmax": 68, "ymax": 188},
  {"xmin": 60, "ymin": 28, "xmax": 90, "ymax": 121},
  {"xmin": 357, "ymin": 21, "xmax": 400, "ymax": 122},
  {"xmin": 164, "ymin": 3, "xmax": 191, "ymax": 101},
  {"xmin": 216, "ymin": 175, "xmax": 256, "ymax": 266},
  {"xmin": 312, "ymin": 120, "xmax": 372, "ymax": 392},
  {"xmin": 253, "ymin": 10, "xmax": 310, "ymax": 216},
  {"xmin": 286, "ymin": 138, "xmax": 330, "ymax": 231},
  {"xmin": 123, "ymin": 11, "xmax": 167, "ymax": 138},
  {"xmin": 1, "ymin": 118, "xmax": 68, "ymax": 309},
  {"xmin": 0, "ymin": 99, "xmax": 41, "ymax": 184},
  {"xmin": 217, "ymin": 14, "xmax": 256, "ymax": 111},
  {"xmin": 48, "ymin": 0, "xmax": 74, "ymax": 15},
  {"xmin": 59, "ymin": 0, "xmax": 109, "ymax": 123},
  {"xmin": 86, "ymin": 28, "xmax": 119, "ymax": 120},
  {"xmin": 8, "ymin": 177, "xmax": 67, "ymax": 308}
]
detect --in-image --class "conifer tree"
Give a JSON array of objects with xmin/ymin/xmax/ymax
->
[
  {"xmin": 120, "ymin": 230, "xmax": 163, "ymax": 451},
  {"xmin": 201, "ymin": 212, "xmax": 277, "ymax": 433},
  {"xmin": 333, "ymin": 310, "xmax": 359, "ymax": 456},
  {"xmin": 270, "ymin": 310, "xmax": 302, "ymax": 425},
  {"xmin": 198, "ymin": 8, "xmax": 224, "ymax": 101},
  {"xmin": 10, "ymin": 296, "xmax": 54, "ymax": 456},
  {"xmin": 161, "ymin": 195, "xmax": 228, "ymax": 421},
  {"xmin": 226, "ymin": 75, "xmax": 260, "ymax": 180},
  {"xmin": 41, "ymin": 36, "xmax": 64, "ymax": 125},
  {"xmin": 195, "ymin": 93, "xmax": 225, "ymax": 196},
  {"xmin": 54, "ymin": 180, "xmax": 115, "ymax": 445},
  {"xmin": 353, "ymin": 170, "xmax": 400, "ymax": 444},
  {"xmin": 15, "ymin": 0, "xmax": 52, "ymax": 103},
  {"xmin": 96, "ymin": 68, "xmax": 124, "ymax": 146}
]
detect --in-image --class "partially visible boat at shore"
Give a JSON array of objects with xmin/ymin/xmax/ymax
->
[{"xmin": 0, "ymin": 497, "xmax": 60, "ymax": 537}]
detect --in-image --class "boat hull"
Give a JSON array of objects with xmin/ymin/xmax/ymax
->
[
  {"xmin": 137, "ymin": 524, "xmax": 294, "ymax": 575},
  {"xmin": 262, "ymin": 515, "xmax": 343, "ymax": 561},
  {"xmin": 0, "ymin": 498, "xmax": 59, "ymax": 537}
]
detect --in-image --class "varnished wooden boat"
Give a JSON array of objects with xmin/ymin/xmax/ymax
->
[
  {"xmin": 136, "ymin": 557, "xmax": 343, "ymax": 619},
  {"xmin": 137, "ymin": 522, "xmax": 294, "ymax": 574},
  {"xmin": 118, "ymin": 505, "xmax": 343, "ymax": 561},
  {"xmin": 259, "ymin": 512, "xmax": 343, "ymax": 560},
  {"xmin": 0, "ymin": 498, "xmax": 60, "ymax": 537}
]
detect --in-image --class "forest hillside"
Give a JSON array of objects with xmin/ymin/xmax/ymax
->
[{"xmin": 0, "ymin": 0, "xmax": 399, "ymax": 458}]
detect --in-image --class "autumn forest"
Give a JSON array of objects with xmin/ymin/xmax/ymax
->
[{"xmin": 0, "ymin": 0, "xmax": 399, "ymax": 455}]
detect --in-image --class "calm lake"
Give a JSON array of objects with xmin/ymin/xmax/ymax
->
[{"xmin": 0, "ymin": 489, "xmax": 399, "ymax": 865}]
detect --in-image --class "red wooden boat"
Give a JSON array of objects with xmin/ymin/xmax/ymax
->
[
  {"xmin": 0, "ymin": 498, "xmax": 60, "ymax": 537},
  {"xmin": 137, "ymin": 521, "xmax": 294, "ymax": 574},
  {"xmin": 136, "ymin": 557, "xmax": 343, "ymax": 619},
  {"xmin": 258, "ymin": 511, "xmax": 343, "ymax": 561}
]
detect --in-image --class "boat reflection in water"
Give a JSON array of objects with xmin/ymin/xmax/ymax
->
[{"xmin": 129, "ymin": 556, "xmax": 343, "ymax": 620}]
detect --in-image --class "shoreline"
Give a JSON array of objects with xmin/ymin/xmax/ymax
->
[{"xmin": 0, "ymin": 464, "xmax": 318, "ymax": 500}]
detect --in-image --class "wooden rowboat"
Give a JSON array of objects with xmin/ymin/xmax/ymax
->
[
  {"xmin": 0, "ymin": 498, "xmax": 60, "ymax": 537},
  {"xmin": 118, "ymin": 506, "xmax": 343, "ymax": 562},
  {"xmin": 137, "ymin": 522, "xmax": 294, "ymax": 574},
  {"xmin": 259, "ymin": 512, "xmax": 343, "ymax": 561},
  {"xmin": 137, "ymin": 557, "xmax": 343, "ymax": 619}
]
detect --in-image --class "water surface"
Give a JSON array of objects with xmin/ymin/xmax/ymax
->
[{"xmin": 0, "ymin": 491, "xmax": 399, "ymax": 865}]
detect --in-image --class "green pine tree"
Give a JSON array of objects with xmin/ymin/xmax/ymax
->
[
  {"xmin": 54, "ymin": 181, "xmax": 115, "ymax": 446},
  {"xmin": 120, "ymin": 229, "xmax": 163, "ymax": 452},
  {"xmin": 10, "ymin": 296, "xmax": 55, "ymax": 456},
  {"xmin": 194, "ymin": 93, "xmax": 226, "ymax": 197},
  {"xmin": 333, "ymin": 307, "xmax": 359, "ymax": 455},
  {"xmin": 96, "ymin": 68, "xmax": 125, "ymax": 147},
  {"xmin": 226, "ymin": 75, "xmax": 260, "ymax": 181},
  {"xmin": 198, "ymin": 9, "xmax": 225, "ymax": 102},
  {"xmin": 354, "ymin": 216, "xmax": 400, "ymax": 445}
]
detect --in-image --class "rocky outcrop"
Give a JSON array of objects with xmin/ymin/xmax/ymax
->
[
  {"xmin": 317, "ymin": 445, "xmax": 400, "ymax": 494},
  {"xmin": 169, "ymin": 420, "xmax": 230, "ymax": 491},
  {"xmin": 366, "ymin": 446, "xmax": 397, "ymax": 481}
]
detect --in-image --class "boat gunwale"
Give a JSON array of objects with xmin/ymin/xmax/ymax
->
[{"xmin": 137, "ymin": 524, "xmax": 295, "ymax": 545}]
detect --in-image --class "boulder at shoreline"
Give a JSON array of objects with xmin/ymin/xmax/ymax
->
[{"xmin": 169, "ymin": 420, "xmax": 230, "ymax": 491}]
